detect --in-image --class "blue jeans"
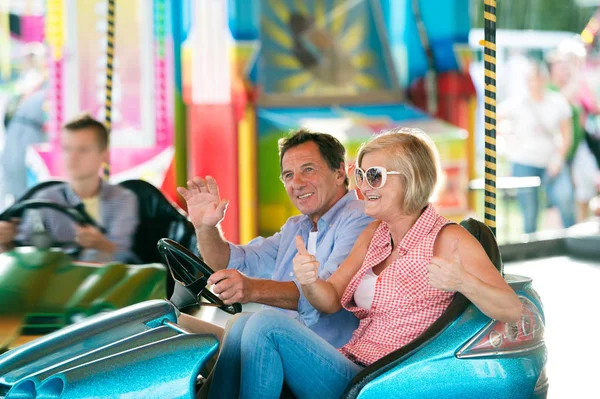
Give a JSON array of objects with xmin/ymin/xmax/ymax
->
[
  {"xmin": 209, "ymin": 309, "xmax": 363, "ymax": 399},
  {"xmin": 511, "ymin": 162, "xmax": 576, "ymax": 234}
]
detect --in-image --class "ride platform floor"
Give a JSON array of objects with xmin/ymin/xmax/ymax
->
[{"xmin": 505, "ymin": 256, "xmax": 600, "ymax": 399}]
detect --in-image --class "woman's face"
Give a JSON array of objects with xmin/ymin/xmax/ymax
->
[{"xmin": 357, "ymin": 151, "xmax": 406, "ymax": 221}]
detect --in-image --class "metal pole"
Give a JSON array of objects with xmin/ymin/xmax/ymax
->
[
  {"xmin": 483, "ymin": 0, "xmax": 498, "ymax": 243},
  {"xmin": 103, "ymin": 0, "xmax": 116, "ymax": 179}
]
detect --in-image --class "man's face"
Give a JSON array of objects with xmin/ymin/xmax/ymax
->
[
  {"xmin": 280, "ymin": 141, "xmax": 346, "ymax": 224},
  {"xmin": 61, "ymin": 128, "xmax": 106, "ymax": 181}
]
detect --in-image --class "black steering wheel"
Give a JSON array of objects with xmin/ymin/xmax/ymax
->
[
  {"xmin": 0, "ymin": 199, "xmax": 104, "ymax": 255},
  {"xmin": 157, "ymin": 238, "xmax": 242, "ymax": 315}
]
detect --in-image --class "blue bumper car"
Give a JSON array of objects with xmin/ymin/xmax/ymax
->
[{"xmin": 0, "ymin": 219, "xmax": 547, "ymax": 398}]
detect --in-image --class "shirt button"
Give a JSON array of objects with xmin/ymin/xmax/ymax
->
[{"xmin": 289, "ymin": 272, "xmax": 294, "ymax": 277}]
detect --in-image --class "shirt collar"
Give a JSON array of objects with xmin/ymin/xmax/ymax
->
[
  {"xmin": 378, "ymin": 203, "xmax": 438, "ymax": 255},
  {"xmin": 299, "ymin": 190, "xmax": 359, "ymax": 231},
  {"xmin": 63, "ymin": 178, "xmax": 110, "ymax": 203}
]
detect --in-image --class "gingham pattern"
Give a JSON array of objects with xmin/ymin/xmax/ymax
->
[{"xmin": 339, "ymin": 204, "xmax": 454, "ymax": 366}]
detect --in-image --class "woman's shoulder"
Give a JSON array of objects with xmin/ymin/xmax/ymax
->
[
  {"xmin": 354, "ymin": 220, "xmax": 382, "ymax": 249},
  {"xmin": 433, "ymin": 223, "xmax": 482, "ymax": 258},
  {"xmin": 363, "ymin": 220, "xmax": 382, "ymax": 239}
]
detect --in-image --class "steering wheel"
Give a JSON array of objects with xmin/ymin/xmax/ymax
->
[
  {"xmin": 0, "ymin": 199, "xmax": 104, "ymax": 255},
  {"xmin": 157, "ymin": 238, "xmax": 242, "ymax": 315}
]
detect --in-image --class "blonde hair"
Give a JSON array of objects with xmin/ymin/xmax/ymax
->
[{"xmin": 356, "ymin": 127, "xmax": 440, "ymax": 215}]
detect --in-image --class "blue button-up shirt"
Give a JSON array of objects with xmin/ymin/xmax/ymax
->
[{"xmin": 228, "ymin": 190, "xmax": 373, "ymax": 348}]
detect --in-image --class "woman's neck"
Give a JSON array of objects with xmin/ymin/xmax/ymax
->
[{"xmin": 385, "ymin": 212, "xmax": 420, "ymax": 249}]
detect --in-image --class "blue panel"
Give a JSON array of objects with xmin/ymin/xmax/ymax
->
[
  {"xmin": 229, "ymin": 0, "xmax": 260, "ymax": 40},
  {"xmin": 380, "ymin": 0, "xmax": 471, "ymax": 85},
  {"xmin": 0, "ymin": 300, "xmax": 177, "ymax": 387},
  {"xmin": 258, "ymin": 103, "xmax": 429, "ymax": 136},
  {"xmin": 181, "ymin": 0, "xmax": 192, "ymax": 40},
  {"xmin": 7, "ymin": 334, "xmax": 218, "ymax": 399}
]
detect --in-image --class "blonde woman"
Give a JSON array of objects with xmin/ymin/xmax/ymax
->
[{"xmin": 209, "ymin": 128, "xmax": 522, "ymax": 399}]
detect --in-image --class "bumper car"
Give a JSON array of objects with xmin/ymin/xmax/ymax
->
[
  {"xmin": 0, "ymin": 179, "xmax": 198, "ymax": 352},
  {"xmin": 0, "ymin": 219, "xmax": 547, "ymax": 399}
]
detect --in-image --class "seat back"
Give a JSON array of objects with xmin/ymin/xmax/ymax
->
[
  {"xmin": 118, "ymin": 180, "xmax": 196, "ymax": 265},
  {"xmin": 118, "ymin": 180, "xmax": 196, "ymax": 298},
  {"xmin": 341, "ymin": 218, "xmax": 502, "ymax": 399},
  {"xmin": 458, "ymin": 217, "xmax": 503, "ymax": 273}
]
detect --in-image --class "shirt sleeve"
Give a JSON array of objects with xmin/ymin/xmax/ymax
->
[
  {"xmin": 294, "ymin": 209, "xmax": 373, "ymax": 327},
  {"xmin": 227, "ymin": 230, "xmax": 282, "ymax": 279},
  {"xmin": 15, "ymin": 211, "xmax": 35, "ymax": 244},
  {"xmin": 559, "ymin": 95, "xmax": 573, "ymax": 120},
  {"xmin": 497, "ymin": 98, "xmax": 519, "ymax": 120},
  {"xmin": 106, "ymin": 189, "xmax": 139, "ymax": 263}
]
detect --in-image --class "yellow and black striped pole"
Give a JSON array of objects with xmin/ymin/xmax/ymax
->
[
  {"xmin": 103, "ymin": 0, "xmax": 116, "ymax": 179},
  {"xmin": 482, "ymin": 0, "xmax": 497, "ymax": 240}
]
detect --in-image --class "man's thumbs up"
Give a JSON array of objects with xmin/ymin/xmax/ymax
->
[{"xmin": 293, "ymin": 235, "xmax": 319, "ymax": 285}]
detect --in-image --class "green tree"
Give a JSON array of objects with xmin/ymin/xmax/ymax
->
[{"xmin": 471, "ymin": 0, "xmax": 596, "ymax": 32}]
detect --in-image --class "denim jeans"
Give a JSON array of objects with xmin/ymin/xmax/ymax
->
[
  {"xmin": 511, "ymin": 162, "xmax": 576, "ymax": 234},
  {"xmin": 209, "ymin": 309, "xmax": 363, "ymax": 399}
]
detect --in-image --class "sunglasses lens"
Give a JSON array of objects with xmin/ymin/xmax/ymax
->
[{"xmin": 366, "ymin": 167, "xmax": 383, "ymax": 188}]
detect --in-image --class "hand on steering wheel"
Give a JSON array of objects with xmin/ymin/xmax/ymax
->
[
  {"xmin": 0, "ymin": 200, "xmax": 104, "ymax": 256},
  {"xmin": 157, "ymin": 238, "xmax": 242, "ymax": 315}
]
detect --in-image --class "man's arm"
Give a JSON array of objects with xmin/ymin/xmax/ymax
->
[
  {"xmin": 547, "ymin": 98, "xmax": 573, "ymax": 178},
  {"xmin": 209, "ymin": 270, "xmax": 300, "ymax": 309},
  {"xmin": 195, "ymin": 225, "xmax": 230, "ymax": 270},
  {"xmin": 249, "ymin": 280, "xmax": 299, "ymax": 309},
  {"xmin": 207, "ymin": 231, "xmax": 287, "ymax": 306}
]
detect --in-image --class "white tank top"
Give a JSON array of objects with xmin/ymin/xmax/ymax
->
[
  {"xmin": 353, "ymin": 268, "xmax": 378, "ymax": 309},
  {"xmin": 307, "ymin": 231, "xmax": 318, "ymax": 255}
]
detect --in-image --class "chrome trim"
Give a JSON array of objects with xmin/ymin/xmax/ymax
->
[
  {"xmin": 456, "ymin": 340, "xmax": 546, "ymax": 359},
  {"xmin": 163, "ymin": 320, "xmax": 191, "ymax": 335},
  {"xmin": 455, "ymin": 320, "xmax": 496, "ymax": 358}
]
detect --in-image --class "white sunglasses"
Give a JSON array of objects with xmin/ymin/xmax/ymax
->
[{"xmin": 354, "ymin": 166, "xmax": 401, "ymax": 189}]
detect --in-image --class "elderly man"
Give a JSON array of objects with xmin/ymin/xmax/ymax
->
[{"xmin": 178, "ymin": 129, "xmax": 372, "ymax": 350}]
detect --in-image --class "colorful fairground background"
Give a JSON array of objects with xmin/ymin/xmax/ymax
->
[
  {"xmin": 1, "ymin": 0, "xmax": 599, "ymax": 245},
  {"xmin": 0, "ymin": 1, "xmax": 600, "ymax": 398}
]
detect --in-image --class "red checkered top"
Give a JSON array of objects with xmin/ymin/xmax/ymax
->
[{"xmin": 339, "ymin": 204, "xmax": 455, "ymax": 366}]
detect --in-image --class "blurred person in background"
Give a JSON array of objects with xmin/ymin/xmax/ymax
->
[
  {"xmin": 1, "ymin": 43, "xmax": 48, "ymax": 203},
  {"xmin": 548, "ymin": 38, "xmax": 600, "ymax": 222},
  {"xmin": 498, "ymin": 60, "xmax": 576, "ymax": 234},
  {"xmin": 0, "ymin": 114, "xmax": 139, "ymax": 263}
]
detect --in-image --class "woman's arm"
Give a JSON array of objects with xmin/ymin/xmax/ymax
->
[
  {"xmin": 428, "ymin": 224, "xmax": 522, "ymax": 323},
  {"xmin": 294, "ymin": 221, "xmax": 379, "ymax": 314}
]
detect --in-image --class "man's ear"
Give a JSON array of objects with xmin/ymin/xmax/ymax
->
[{"xmin": 337, "ymin": 162, "xmax": 347, "ymax": 185}]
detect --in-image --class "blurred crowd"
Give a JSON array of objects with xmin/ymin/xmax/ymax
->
[{"xmin": 498, "ymin": 37, "xmax": 600, "ymax": 234}]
